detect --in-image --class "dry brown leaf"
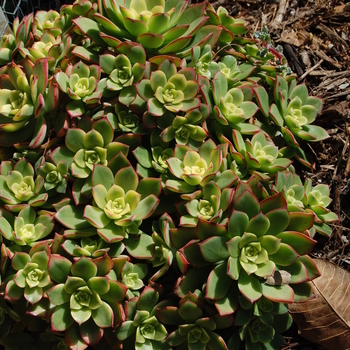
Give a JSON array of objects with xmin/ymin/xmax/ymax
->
[
  {"xmin": 280, "ymin": 31, "xmax": 308, "ymax": 47},
  {"xmin": 289, "ymin": 259, "xmax": 350, "ymax": 350}
]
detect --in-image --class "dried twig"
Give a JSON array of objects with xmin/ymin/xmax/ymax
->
[
  {"xmin": 324, "ymin": 88, "xmax": 350, "ymax": 100},
  {"xmin": 270, "ymin": 0, "xmax": 288, "ymax": 29},
  {"xmin": 345, "ymin": 122, "xmax": 350, "ymax": 178},
  {"xmin": 298, "ymin": 59, "xmax": 324, "ymax": 81}
]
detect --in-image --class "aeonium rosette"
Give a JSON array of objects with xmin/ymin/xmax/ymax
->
[
  {"xmin": 196, "ymin": 179, "xmax": 320, "ymax": 311},
  {"xmin": 262, "ymin": 76, "xmax": 329, "ymax": 158},
  {"xmin": 0, "ymin": 159, "xmax": 48, "ymax": 212},
  {"xmin": 158, "ymin": 290, "xmax": 229, "ymax": 350},
  {"xmin": 136, "ymin": 60, "xmax": 200, "ymax": 116},
  {"xmin": 32, "ymin": 10, "xmax": 62, "ymax": 38},
  {"xmin": 271, "ymin": 172, "xmax": 338, "ymax": 238},
  {"xmin": 0, "ymin": 58, "xmax": 57, "ymax": 146},
  {"xmin": 100, "ymin": 41, "xmax": 146, "ymax": 92},
  {"xmin": 80, "ymin": 164, "xmax": 160, "ymax": 243},
  {"xmin": 231, "ymin": 295, "xmax": 292, "ymax": 349},
  {"xmin": 229, "ymin": 130, "xmax": 292, "ymax": 181},
  {"xmin": 212, "ymin": 71, "xmax": 259, "ymax": 134},
  {"xmin": 303, "ymin": 179, "xmax": 338, "ymax": 237},
  {"xmin": 159, "ymin": 109, "xmax": 208, "ymax": 148},
  {"xmin": 50, "ymin": 117, "xmax": 129, "ymax": 203},
  {"xmin": 80, "ymin": 0, "xmax": 222, "ymax": 56},
  {"xmin": 165, "ymin": 139, "xmax": 237, "ymax": 194},
  {"xmin": 55, "ymin": 61, "xmax": 102, "ymax": 118},
  {"xmin": 116, "ymin": 286, "xmax": 169, "ymax": 350},
  {"xmin": 0, "ymin": 205, "xmax": 54, "ymax": 246},
  {"xmin": 271, "ymin": 171, "xmax": 306, "ymax": 212},
  {"xmin": 47, "ymin": 255, "xmax": 127, "ymax": 348},
  {"xmin": 4, "ymin": 243, "xmax": 52, "ymax": 305},
  {"xmin": 56, "ymin": 164, "xmax": 160, "ymax": 249},
  {"xmin": 179, "ymin": 180, "xmax": 235, "ymax": 227}
]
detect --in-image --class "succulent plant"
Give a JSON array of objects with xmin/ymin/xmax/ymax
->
[
  {"xmin": 159, "ymin": 290, "xmax": 228, "ymax": 350},
  {"xmin": 36, "ymin": 158, "xmax": 68, "ymax": 193},
  {"xmin": 116, "ymin": 286, "xmax": 169, "ymax": 349},
  {"xmin": 55, "ymin": 61, "xmax": 102, "ymax": 118},
  {"xmin": 303, "ymin": 179, "xmax": 338, "ymax": 237},
  {"xmin": 100, "ymin": 42, "xmax": 146, "ymax": 92},
  {"xmin": 47, "ymin": 256, "xmax": 127, "ymax": 347},
  {"xmin": 179, "ymin": 180, "xmax": 234, "ymax": 227},
  {"xmin": 229, "ymin": 130, "xmax": 292, "ymax": 181},
  {"xmin": 165, "ymin": 139, "xmax": 237, "ymax": 194},
  {"xmin": 5, "ymin": 244, "xmax": 52, "ymax": 304},
  {"xmin": 136, "ymin": 60, "xmax": 200, "ymax": 116},
  {"xmin": 197, "ymin": 181, "xmax": 319, "ymax": 308},
  {"xmin": 212, "ymin": 72, "xmax": 259, "ymax": 134},
  {"xmin": 0, "ymin": 205, "xmax": 54, "ymax": 246},
  {"xmin": 0, "ymin": 1, "xmax": 337, "ymax": 349},
  {"xmin": 0, "ymin": 159, "xmax": 48, "ymax": 211}
]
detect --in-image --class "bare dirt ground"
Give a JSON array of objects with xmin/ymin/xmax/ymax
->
[{"xmin": 203, "ymin": 0, "xmax": 350, "ymax": 348}]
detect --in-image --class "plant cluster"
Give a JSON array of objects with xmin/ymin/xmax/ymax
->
[{"xmin": 0, "ymin": 1, "xmax": 337, "ymax": 349}]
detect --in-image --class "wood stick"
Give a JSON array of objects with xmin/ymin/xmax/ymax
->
[
  {"xmin": 298, "ymin": 59, "xmax": 324, "ymax": 81},
  {"xmin": 270, "ymin": 0, "xmax": 288, "ymax": 29}
]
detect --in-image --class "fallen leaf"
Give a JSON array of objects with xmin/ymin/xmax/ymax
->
[
  {"xmin": 289, "ymin": 259, "xmax": 350, "ymax": 350},
  {"xmin": 280, "ymin": 30, "xmax": 309, "ymax": 47}
]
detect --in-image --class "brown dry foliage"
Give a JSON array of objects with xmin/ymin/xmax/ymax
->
[{"xmin": 289, "ymin": 259, "xmax": 350, "ymax": 349}]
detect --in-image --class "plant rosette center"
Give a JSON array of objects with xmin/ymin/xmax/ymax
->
[
  {"xmin": 286, "ymin": 188, "xmax": 304, "ymax": 207},
  {"xmin": 105, "ymin": 197, "xmax": 131, "ymax": 219},
  {"xmin": 102, "ymin": 185, "xmax": 140, "ymax": 221},
  {"xmin": 0, "ymin": 89, "xmax": 34, "ymax": 121},
  {"xmin": 123, "ymin": 273, "xmax": 143, "ymax": 290},
  {"xmin": 7, "ymin": 171, "xmax": 35, "ymax": 201},
  {"xmin": 238, "ymin": 233, "xmax": 269, "ymax": 274},
  {"xmin": 127, "ymin": 1, "xmax": 164, "ymax": 23},
  {"xmin": 9, "ymin": 91, "xmax": 30, "ymax": 114},
  {"xmin": 179, "ymin": 325, "xmax": 211, "ymax": 345},
  {"xmin": 182, "ymin": 153, "xmax": 208, "ymax": 181},
  {"xmin": 32, "ymin": 40, "xmax": 53, "ymax": 55},
  {"xmin": 74, "ymin": 147, "xmax": 107, "ymax": 171},
  {"xmin": 73, "ymin": 287, "xmax": 93, "ymax": 308},
  {"xmin": 15, "ymin": 262, "xmax": 47, "ymax": 289},
  {"xmin": 110, "ymin": 67, "xmax": 133, "ymax": 87},
  {"xmin": 308, "ymin": 189, "xmax": 325, "ymax": 206},
  {"xmin": 253, "ymin": 142, "xmax": 276, "ymax": 165},
  {"xmin": 46, "ymin": 170, "xmax": 62, "ymax": 184},
  {"xmin": 220, "ymin": 89, "xmax": 244, "ymax": 120},
  {"xmin": 70, "ymin": 74, "xmax": 96, "ymax": 98},
  {"xmin": 26, "ymin": 267, "xmax": 44, "ymax": 287},
  {"xmin": 154, "ymin": 147, "xmax": 173, "ymax": 170},
  {"xmin": 20, "ymin": 223, "xmax": 35, "ymax": 238},
  {"xmin": 285, "ymin": 108, "xmax": 308, "ymax": 129},
  {"xmin": 224, "ymin": 231, "xmax": 279, "ymax": 278}
]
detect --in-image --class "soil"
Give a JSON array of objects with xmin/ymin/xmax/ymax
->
[{"xmin": 205, "ymin": 0, "xmax": 350, "ymax": 348}]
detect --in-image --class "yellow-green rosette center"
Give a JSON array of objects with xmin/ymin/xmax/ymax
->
[
  {"xmin": 105, "ymin": 197, "xmax": 130, "ymax": 219},
  {"xmin": 140, "ymin": 323, "xmax": 156, "ymax": 339},
  {"xmin": 288, "ymin": 108, "xmax": 308, "ymax": 128},
  {"xmin": 11, "ymin": 180, "xmax": 34, "ymax": 201},
  {"xmin": 74, "ymin": 77, "xmax": 90, "ymax": 97},
  {"xmin": 198, "ymin": 200, "xmax": 214, "ymax": 218},
  {"xmin": 26, "ymin": 268, "xmax": 44, "ymax": 287},
  {"xmin": 74, "ymin": 287, "xmax": 92, "ymax": 308},
  {"xmin": 46, "ymin": 170, "xmax": 61, "ymax": 183},
  {"xmin": 20, "ymin": 224, "xmax": 35, "ymax": 238}
]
